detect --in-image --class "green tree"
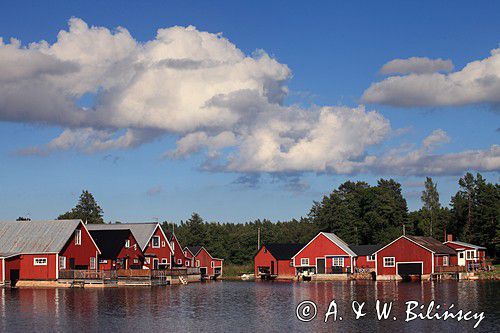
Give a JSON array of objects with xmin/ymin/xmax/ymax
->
[
  {"xmin": 58, "ymin": 190, "xmax": 104, "ymax": 224},
  {"xmin": 420, "ymin": 177, "xmax": 441, "ymax": 238}
]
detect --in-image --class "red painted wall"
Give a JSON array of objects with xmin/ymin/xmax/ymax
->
[
  {"xmin": 195, "ymin": 248, "xmax": 222, "ymax": 276},
  {"xmin": 293, "ymin": 233, "xmax": 352, "ymax": 272},
  {"xmin": 115, "ymin": 233, "xmax": 144, "ymax": 269},
  {"xmin": 376, "ymin": 237, "xmax": 433, "ymax": 276},
  {"xmin": 445, "ymin": 242, "xmax": 485, "ymax": 266},
  {"xmin": 59, "ymin": 223, "xmax": 99, "ymax": 270},
  {"xmin": 355, "ymin": 255, "xmax": 376, "ymax": 269},
  {"xmin": 183, "ymin": 249, "xmax": 195, "ymax": 267},
  {"xmin": 143, "ymin": 227, "xmax": 172, "ymax": 269},
  {"xmin": 254, "ymin": 246, "xmax": 295, "ymax": 277},
  {"xmin": 5, "ymin": 254, "xmax": 58, "ymax": 280},
  {"xmin": 169, "ymin": 234, "xmax": 186, "ymax": 267}
]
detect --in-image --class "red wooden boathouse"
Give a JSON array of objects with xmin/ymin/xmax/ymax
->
[
  {"xmin": 87, "ymin": 223, "xmax": 173, "ymax": 269},
  {"xmin": 292, "ymin": 232, "xmax": 357, "ymax": 274},
  {"xmin": 186, "ymin": 246, "xmax": 223, "ymax": 279},
  {"xmin": 165, "ymin": 230, "xmax": 187, "ymax": 268},
  {"xmin": 0, "ymin": 220, "xmax": 100, "ymax": 285},
  {"xmin": 444, "ymin": 239, "xmax": 487, "ymax": 269},
  {"xmin": 374, "ymin": 235, "xmax": 457, "ymax": 280},
  {"xmin": 89, "ymin": 229, "xmax": 144, "ymax": 270},
  {"xmin": 254, "ymin": 243, "xmax": 304, "ymax": 279}
]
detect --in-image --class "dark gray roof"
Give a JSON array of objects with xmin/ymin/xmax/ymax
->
[
  {"xmin": 263, "ymin": 243, "xmax": 305, "ymax": 260},
  {"xmin": 87, "ymin": 223, "xmax": 159, "ymax": 251},
  {"xmin": 406, "ymin": 236, "xmax": 456, "ymax": 255},
  {"xmin": 89, "ymin": 229, "xmax": 134, "ymax": 260},
  {"xmin": 0, "ymin": 220, "xmax": 82, "ymax": 256},
  {"xmin": 186, "ymin": 246, "xmax": 202, "ymax": 256},
  {"xmin": 349, "ymin": 244, "xmax": 383, "ymax": 256}
]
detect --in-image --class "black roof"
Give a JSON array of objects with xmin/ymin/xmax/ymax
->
[
  {"xmin": 262, "ymin": 243, "xmax": 305, "ymax": 260},
  {"xmin": 349, "ymin": 244, "xmax": 384, "ymax": 256},
  {"xmin": 186, "ymin": 245, "xmax": 202, "ymax": 256},
  {"xmin": 89, "ymin": 229, "xmax": 133, "ymax": 260}
]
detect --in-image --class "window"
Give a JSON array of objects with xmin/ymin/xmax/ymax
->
[
  {"xmin": 133, "ymin": 258, "xmax": 139, "ymax": 264},
  {"xmin": 196, "ymin": 260, "xmax": 200, "ymax": 267},
  {"xmin": 170, "ymin": 241, "xmax": 175, "ymax": 251},
  {"xmin": 90, "ymin": 257, "xmax": 96, "ymax": 270},
  {"xmin": 459, "ymin": 252, "xmax": 464, "ymax": 259},
  {"xmin": 75, "ymin": 229, "xmax": 82, "ymax": 245},
  {"xmin": 466, "ymin": 250, "xmax": 474, "ymax": 260},
  {"xmin": 332, "ymin": 257, "xmax": 344, "ymax": 267},
  {"xmin": 145, "ymin": 258, "xmax": 150, "ymax": 264},
  {"xmin": 99, "ymin": 259, "xmax": 108, "ymax": 264},
  {"xmin": 443, "ymin": 256, "xmax": 449, "ymax": 266},
  {"xmin": 289, "ymin": 260, "xmax": 293, "ymax": 267},
  {"xmin": 162, "ymin": 241, "xmax": 166, "ymax": 247},
  {"xmin": 59, "ymin": 256, "xmax": 66, "ymax": 269},
  {"xmin": 383, "ymin": 257, "xmax": 395, "ymax": 267},
  {"xmin": 177, "ymin": 259, "xmax": 182, "ymax": 265},
  {"xmin": 152, "ymin": 236, "xmax": 160, "ymax": 248},
  {"xmin": 186, "ymin": 260, "xmax": 190, "ymax": 267},
  {"xmin": 301, "ymin": 258, "xmax": 309, "ymax": 266},
  {"xmin": 34, "ymin": 258, "xmax": 47, "ymax": 266},
  {"xmin": 125, "ymin": 239, "xmax": 130, "ymax": 248},
  {"xmin": 211, "ymin": 261, "xmax": 215, "ymax": 268},
  {"xmin": 161, "ymin": 258, "xmax": 168, "ymax": 264},
  {"xmin": 367, "ymin": 255, "xmax": 375, "ymax": 261},
  {"xmin": 264, "ymin": 248, "xmax": 267, "ymax": 253}
]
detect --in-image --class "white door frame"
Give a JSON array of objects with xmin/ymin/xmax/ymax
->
[{"xmin": 396, "ymin": 261, "xmax": 423, "ymax": 275}]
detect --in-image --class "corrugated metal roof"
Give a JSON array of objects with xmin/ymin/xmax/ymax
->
[
  {"xmin": 86, "ymin": 223, "xmax": 158, "ymax": 251},
  {"xmin": 406, "ymin": 236, "xmax": 457, "ymax": 255},
  {"xmin": 322, "ymin": 232, "xmax": 357, "ymax": 256},
  {"xmin": 0, "ymin": 220, "xmax": 81, "ymax": 256},
  {"xmin": 446, "ymin": 240, "xmax": 486, "ymax": 250}
]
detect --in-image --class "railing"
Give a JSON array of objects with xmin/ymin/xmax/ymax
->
[
  {"xmin": 59, "ymin": 270, "xmax": 117, "ymax": 280},
  {"xmin": 116, "ymin": 269, "xmax": 151, "ymax": 278},
  {"xmin": 186, "ymin": 267, "xmax": 201, "ymax": 275},
  {"xmin": 435, "ymin": 266, "xmax": 466, "ymax": 273},
  {"xmin": 164, "ymin": 268, "xmax": 188, "ymax": 276}
]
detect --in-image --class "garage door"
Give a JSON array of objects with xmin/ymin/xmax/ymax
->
[{"xmin": 397, "ymin": 263, "xmax": 422, "ymax": 275}]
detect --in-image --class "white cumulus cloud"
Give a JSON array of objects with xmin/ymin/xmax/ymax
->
[
  {"xmin": 363, "ymin": 48, "xmax": 500, "ymax": 106},
  {"xmin": 1, "ymin": 18, "xmax": 498, "ymax": 177}
]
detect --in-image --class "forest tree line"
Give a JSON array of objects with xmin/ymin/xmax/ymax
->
[{"xmin": 28, "ymin": 172, "xmax": 497, "ymax": 265}]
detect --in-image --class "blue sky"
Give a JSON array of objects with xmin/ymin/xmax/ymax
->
[{"xmin": 0, "ymin": 1, "xmax": 498, "ymax": 223}]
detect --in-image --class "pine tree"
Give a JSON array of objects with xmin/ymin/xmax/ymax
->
[
  {"xmin": 421, "ymin": 177, "xmax": 441, "ymax": 238},
  {"xmin": 57, "ymin": 190, "xmax": 104, "ymax": 224}
]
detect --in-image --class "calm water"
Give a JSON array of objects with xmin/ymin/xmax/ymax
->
[{"xmin": 0, "ymin": 280, "xmax": 498, "ymax": 332}]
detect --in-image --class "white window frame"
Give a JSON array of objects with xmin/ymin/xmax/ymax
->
[
  {"xmin": 34, "ymin": 258, "xmax": 48, "ymax": 266},
  {"xmin": 170, "ymin": 241, "xmax": 175, "ymax": 251},
  {"xmin": 443, "ymin": 255, "xmax": 449, "ymax": 266},
  {"xmin": 145, "ymin": 258, "xmax": 150, "ymax": 264},
  {"xmin": 162, "ymin": 241, "xmax": 166, "ymax": 248},
  {"xmin": 196, "ymin": 260, "xmax": 200, "ymax": 267},
  {"xmin": 332, "ymin": 257, "xmax": 344, "ymax": 267},
  {"xmin": 383, "ymin": 257, "xmax": 395, "ymax": 267},
  {"xmin": 177, "ymin": 259, "xmax": 182, "ymax": 265},
  {"xmin": 99, "ymin": 259, "xmax": 108, "ymax": 264},
  {"xmin": 90, "ymin": 257, "xmax": 96, "ymax": 270},
  {"xmin": 59, "ymin": 256, "xmax": 66, "ymax": 269},
  {"xmin": 186, "ymin": 260, "xmax": 190, "ymax": 267},
  {"xmin": 75, "ymin": 229, "xmax": 82, "ymax": 245},
  {"xmin": 125, "ymin": 239, "xmax": 130, "ymax": 248},
  {"xmin": 466, "ymin": 250, "xmax": 474, "ymax": 260},
  {"xmin": 133, "ymin": 258, "xmax": 139, "ymax": 264},
  {"xmin": 152, "ymin": 236, "xmax": 160, "ymax": 248},
  {"xmin": 301, "ymin": 258, "xmax": 309, "ymax": 266},
  {"xmin": 161, "ymin": 258, "xmax": 168, "ymax": 264},
  {"xmin": 211, "ymin": 261, "xmax": 215, "ymax": 268},
  {"xmin": 367, "ymin": 255, "xmax": 375, "ymax": 262}
]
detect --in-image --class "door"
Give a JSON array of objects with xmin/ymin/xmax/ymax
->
[
  {"xmin": 458, "ymin": 251, "xmax": 465, "ymax": 266},
  {"xmin": 69, "ymin": 258, "xmax": 75, "ymax": 269},
  {"xmin": 153, "ymin": 258, "xmax": 159, "ymax": 269},
  {"xmin": 397, "ymin": 263, "xmax": 422, "ymax": 276},
  {"xmin": 317, "ymin": 258, "xmax": 326, "ymax": 274},
  {"xmin": 200, "ymin": 267, "xmax": 207, "ymax": 275},
  {"xmin": 10, "ymin": 269, "xmax": 20, "ymax": 287},
  {"xmin": 270, "ymin": 261, "xmax": 275, "ymax": 275}
]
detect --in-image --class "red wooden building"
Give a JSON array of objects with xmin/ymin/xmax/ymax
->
[
  {"xmin": 292, "ymin": 232, "xmax": 357, "ymax": 274},
  {"xmin": 254, "ymin": 243, "xmax": 304, "ymax": 279},
  {"xmin": 444, "ymin": 240, "xmax": 487, "ymax": 269},
  {"xmin": 87, "ymin": 223, "xmax": 173, "ymax": 269},
  {"xmin": 165, "ymin": 230, "xmax": 187, "ymax": 268},
  {"xmin": 374, "ymin": 235, "xmax": 457, "ymax": 280},
  {"xmin": 183, "ymin": 247, "xmax": 195, "ymax": 267},
  {"xmin": 0, "ymin": 220, "xmax": 100, "ymax": 285},
  {"xmin": 89, "ymin": 229, "xmax": 144, "ymax": 270},
  {"xmin": 349, "ymin": 244, "xmax": 383, "ymax": 272},
  {"xmin": 186, "ymin": 246, "xmax": 223, "ymax": 279}
]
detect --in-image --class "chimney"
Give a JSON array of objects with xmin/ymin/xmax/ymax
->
[{"xmin": 447, "ymin": 234, "xmax": 454, "ymax": 242}]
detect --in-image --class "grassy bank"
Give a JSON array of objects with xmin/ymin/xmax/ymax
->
[
  {"xmin": 222, "ymin": 263, "xmax": 253, "ymax": 279},
  {"xmin": 478, "ymin": 264, "xmax": 500, "ymax": 280}
]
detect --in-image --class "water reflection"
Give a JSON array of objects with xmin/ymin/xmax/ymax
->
[{"xmin": 0, "ymin": 281, "xmax": 498, "ymax": 332}]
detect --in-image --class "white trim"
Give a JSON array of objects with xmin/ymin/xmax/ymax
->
[
  {"xmin": 396, "ymin": 261, "xmax": 424, "ymax": 275},
  {"xmin": 56, "ymin": 253, "xmax": 59, "ymax": 279},
  {"xmin": 374, "ymin": 235, "xmax": 435, "ymax": 255},
  {"xmin": 74, "ymin": 229, "xmax": 82, "ymax": 245},
  {"xmin": 79, "ymin": 222, "xmax": 102, "ymax": 254},
  {"xmin": 383, "ymin": 257, "xmax": 395, "ymax": 267},
  {"xmin": 300, "ymin": 258, "xmax": 310, "ymax": 266},
  {"xmin": 443, "ymin": 255, "xmax": 449, "ymax": 266},
  {"xmin": 1, "ymin": 258, "xmax": 5, "ymax": 283},
  {"xmin": 444, "ymin": 240, "xmax": 486, "ymax": 250},
  {"xmin": 431, "ymin": 252, "xmax": 434, "ymax": 274},
  {"xmin": 366, "ymin": 255, "xmax": 375, "ymax": 262},
  {"xmin": 291, "ymin": 232, "xmax": 354, "ymax": 261}
]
